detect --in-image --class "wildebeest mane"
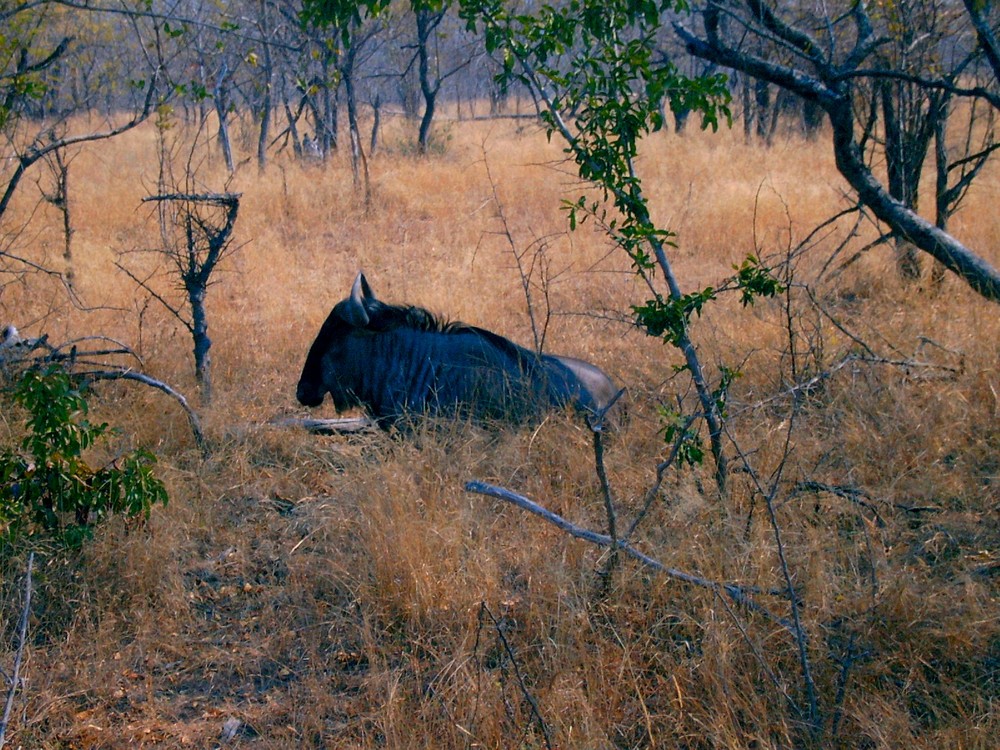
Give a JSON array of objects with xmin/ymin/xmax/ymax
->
[{"xmin": 367, "ymin": 302, "xmax": 536, "ymax": 364}]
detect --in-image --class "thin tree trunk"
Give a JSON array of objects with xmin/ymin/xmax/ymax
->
[
  {"xmin": 256, "ymin": 0, "xmax": 274, "ymax": 173},
  {"xmin": 214, "ymin": 63, "xmax": 235, "ymax": 174},
  {"xmin": 344, "ymin": 65, "xmax": 361, "ymax": 186},
  {"xmin": 754, "ymin": 77, "xmax": 770, "ymax": 140},
  {"xmin": 742, "ymin": 73, "xmax": 753, "ymax": 141},
  {"xmin": 187, "ymin": 282, "xmax": 212, "ymax": 405},
  {"xmin": 931, "ymin": 101, "xmax": 951, "ymax": 287},
  {"xmin": 416, "ymin": 9, "xmax": 441, "ymax": 155},
  {"xmin": 370, "ymin": 94, "xmax": 381, "ymax": 157}
]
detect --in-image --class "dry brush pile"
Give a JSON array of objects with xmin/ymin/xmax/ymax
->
[{"xmin": 0, "ymin": 114, "xmax": 998, "ymax": 748}]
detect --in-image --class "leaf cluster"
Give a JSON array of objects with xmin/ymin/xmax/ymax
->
[
  {"xmin": 0, "ymin": 367, "xmax": 168, "ymax": 549},
  {"xmin": 657, "ymin": 404, "xmax": 704, "ymax": 466},
  {"xmin": 632, "ymin": 286, "xmax": 715, "ymax": 345},
  {"xmin": 461, "ymin": 0, "xmax": 731, "ymax": 275},
  {"xmin": 734, "ymin": 253, "xmax": 785, "ymax": 306}
]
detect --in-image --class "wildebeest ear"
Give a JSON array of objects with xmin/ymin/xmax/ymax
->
[{"xmin": 339, "ymin": 271, "xmax": 372, "ymax": 327}]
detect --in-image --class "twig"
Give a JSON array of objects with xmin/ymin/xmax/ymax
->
[
  {"xmin": 715, "ymin": 585, "xmax": 796, "ymax": 712},
  {"xmin": 114, "ymin": 261, "xmax": 189, "ymax": 329},
  {"xmin": 622, "ymin": 413, "xmax": 698, "ymax": 542},
  {"xmin": 594, "ymin": 396, "xmax": 687, "ymax": 585},
  {"xmin": 728, "ymin": 429, "xmax": 821, "ymax": 738},
  {"xmin": 729, "ymin": 349, "xmax": 961, "ymax": 420},
  {"xmin": 789, "ymin": 481, "xmax": 886, "ymax": 528},
  {"xmin": 828, "ymin": 630, "xmax": 866, "ymax": 740},
  {"xmin": 590, "ymin": 421, "xmax": 620, "ymax": 590},
  {"xmin": 592, "ymin": 422, "xmax": 617, "ymax": 539},
  {"xmin": 477, "ymin": 603, "xmax": 553, "ymax": 750},
  {"xmin": 480, "ymin": 146, "xmax": 557, "ymax": 355},
  {"xmin": 0, "ymin": 552, "xmax": 34, "ymax": 749}
]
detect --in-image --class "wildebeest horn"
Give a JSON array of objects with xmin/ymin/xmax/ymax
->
[{"xmin": 340, "ymin": 271, "xmax": 374, "ymax": 327}]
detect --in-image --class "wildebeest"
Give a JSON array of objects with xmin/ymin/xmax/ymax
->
[{"xmin": 296, "ymin": 272, "xmax": 619, "ymax": 428}]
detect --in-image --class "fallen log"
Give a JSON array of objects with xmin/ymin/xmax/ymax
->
[{"xmin": 268, "ymin": 416, "xmax": 377, "ymax": 434}]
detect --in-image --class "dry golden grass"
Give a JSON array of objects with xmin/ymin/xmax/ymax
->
[{"xmin": 1, "ymin": 109, "xmax": 998, "ymax": 748}]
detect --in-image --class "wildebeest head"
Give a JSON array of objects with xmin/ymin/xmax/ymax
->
[
  {"xmin": 296, "ymin": 272, "xmax": 620, "ymax": 426},
  {"xmin": 296, "ymin": 272, "xmax": 377, "ymax": 409}
]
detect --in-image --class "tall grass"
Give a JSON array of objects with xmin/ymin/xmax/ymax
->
[{"xmin": 1, "ymin": 110, "xmax": 997, "ymax": 748}]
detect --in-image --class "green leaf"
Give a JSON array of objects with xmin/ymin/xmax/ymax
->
[
  {"xmin": 0, "ymin": 367, "xmax": 169, "ymax": 550},
  {"xmin": 734, "ymin": 254, "xmax": 785, "ymax": 306}
]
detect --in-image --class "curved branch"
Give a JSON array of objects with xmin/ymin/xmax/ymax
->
[
  {"xmin": 465, "ymin": 480, "xmax": 795, "ymax": 632},
  {"xmin": 827, "ymin": 104, "xmax": 1000, "ymax": 300},
  {"xmin": 678, "ymin": 9, "xmax": 1000, "ymax": 302},
  {"xmin": 82, "ymin": 369, "xmax": 206, "ymax": 454},
  {"xmin": 0, "ymin": 69, "xmax": 161, "ymax": 220}
]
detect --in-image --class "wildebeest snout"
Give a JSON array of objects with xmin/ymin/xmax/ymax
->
[{"xmin": 296, "ymin": 382, "xmax": 324, "ymax": 407}]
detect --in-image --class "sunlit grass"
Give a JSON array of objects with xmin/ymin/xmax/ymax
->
[{"xmin": 0, "ymin": 109, "xmax": 997, "ymax": 748}]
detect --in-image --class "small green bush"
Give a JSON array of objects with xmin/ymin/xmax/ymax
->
[{"xmin": 0, "ymin": 366, "xmax": 168, "ymax": 548}]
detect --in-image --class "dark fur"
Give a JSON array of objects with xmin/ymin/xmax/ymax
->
[{"xmin": 296, "ymin": 273, "xmax": 617, "ymax": 427}]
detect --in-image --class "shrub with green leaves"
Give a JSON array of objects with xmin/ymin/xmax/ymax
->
[{"xmin": 0, "ymin": 366, "xmax": 168, "ymax": 548}]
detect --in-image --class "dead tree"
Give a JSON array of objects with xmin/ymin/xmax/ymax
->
[
  {"xmin": 40, "ymin": 147, "xmax": 76, "ymax": 289},
  {"xmin": 675, "ymin": 1, "xmax": 1000, "ymax": 302},
  {"xmin": 133, "ymin": 192, "xmax": 241, "ymax": 404}
]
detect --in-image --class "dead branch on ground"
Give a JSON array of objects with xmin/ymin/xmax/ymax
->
[
  {"xmin": 0, "ymin": 331, "xmax": 206, "ymax": 454},
  {"xmin": 0, "ymin": 553, "xmax": 34, "ymax": 750},
  {"xmin": 464, "ymin": 480, "xmax": 795, "ymax": 632}
]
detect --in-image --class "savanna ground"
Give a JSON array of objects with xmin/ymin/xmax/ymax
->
[{"xmin": 0, "ymin": 106, "xmax": 998, "ymax": 748}]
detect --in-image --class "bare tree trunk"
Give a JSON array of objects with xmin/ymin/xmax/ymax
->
[
  {"xmin": 754, "ymin": 77, "xmax": 770, "ymax": 140},
  {"xmin": 139, "ymin": 191, "xmax": 241, "ymax": 405},
  {"xmin": 801, "ymin": 99, "xmax": 824, "ymax": 138},
  {"xmin": 880, "ymin": 81, "xmax": 924, "ymax": 279},
  {"xmin": 931, "ymin": 106, "xmax": 950, "ymax": 287},
  {"xmin": 186, "ymin": 279, "xmax": 212, "ymax": 403},
  {"xmin": 283, "ymin": 90, "xmax": 303, "ymax": 159},
  {"xmin": 318, "ymin": 51, "xmax": 339, "ymax": 155},
  {"xmin": 416, "ymin": 8, "xmax": 442, "ymax": 154},
  {"xmin": 741, "ymin": 73, "xmax": 753, "ymax": 141},
  {"xmin": 341, "ymin": 41, "xmax": 370, "ymax": 201},
  {"xmin": 43, "ymin": 148, "xmax": 75, "ymax": 289},
  {"xmin": 214, "ymin": 63, "xmax": 235, "ymax": 174},
  {"xmin": 344, "ymin": 61, "xmax": 362, "ymax": 186},
  {"xmin": 370, "ymin": 93, "xmax": 381, "ymax": 157},
  {"xmin": 256, "ymin": 0, "xmax": 274, "ymax": 173}
]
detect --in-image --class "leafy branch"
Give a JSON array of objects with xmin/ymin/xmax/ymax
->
[{"xmin": 460, "ymin": 0, "xmax": 742, "ymax": 492}]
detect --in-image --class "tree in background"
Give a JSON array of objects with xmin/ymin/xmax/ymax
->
[
  {"xmin": 411, "ymin": 0, "xmax": 479, "ymax": 153},
  {"xmin": 0, "ymin": 1, "xmax": 169, "ymax": 287},
  {"xmin": 675, "ymin": 1, "xmax": 1000, "ymax": 301}
]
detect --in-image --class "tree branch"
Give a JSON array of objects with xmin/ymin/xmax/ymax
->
[
  {"xmin": 464, "ymin": 480, "xmax": 795, "ymax": 632},
  {"xmin": 963, "ymin": 0, "xmax": 1000, "ymax": 88},
  {"xmin": 0, "ymin": 553, "xmax": 33, "ymax": 749},
  {"xmin": 81, "ymin": 370, "xmax": 206, "ymax": 454},
  {"xmin": 677, "ymin": 6, "xmax": 1000, "ymax": 302}
]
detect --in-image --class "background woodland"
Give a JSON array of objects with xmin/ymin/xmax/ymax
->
[{"xmin": 0, "ymin": 1, "xmax": 998, "ymax": 748}]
